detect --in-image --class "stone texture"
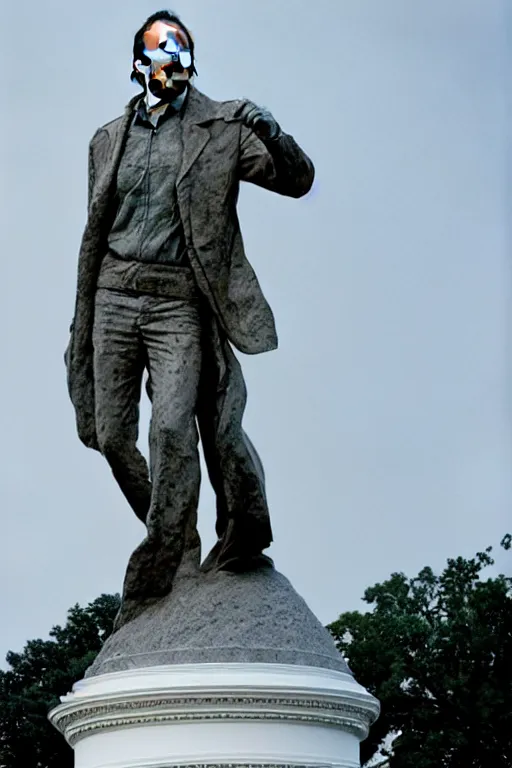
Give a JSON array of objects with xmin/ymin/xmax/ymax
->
[
  {"xmin": 66, "ymin": 86, "xmax": 314, "ymax": 451},
  {"xmin": 65, "ymin": 88, "xmax": 316, "ymax": 613},
  {"xmin": 86, "ymin": 561, "xmax": 349, "ymax": 677}
]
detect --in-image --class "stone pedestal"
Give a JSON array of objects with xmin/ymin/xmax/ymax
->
[
  {"xmin": 50, "ymin": 663, "xmax": 377, "ymax": 768},
  {"xmin": 49, "ymin": 565, "xmax": 379, "ymax": 767}
]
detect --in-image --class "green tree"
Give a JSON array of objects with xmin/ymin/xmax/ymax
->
[
  {"xmin": 0, "ymin": 593, "xmax": 120, "ymax": 768},
  {"xmin": 328, "ymin": 535, "xmax": 512, "ymax": 768}
]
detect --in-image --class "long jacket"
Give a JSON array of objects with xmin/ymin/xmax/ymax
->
[{"xmin": 66, "ymin": 86, "xmax": 315, "ymax": 450}]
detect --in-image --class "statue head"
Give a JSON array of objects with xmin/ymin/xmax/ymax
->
[{"xmin": 131, "ymin": 10, "xmax": 196, "ymax": 107}]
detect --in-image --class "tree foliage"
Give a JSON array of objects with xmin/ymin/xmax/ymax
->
[
  {"xmin": 0, "ymin": 593, "xmax": 120, "ymax": 768},
  {"xmin": 328, "ymin": 535, "xmax": 512, "ymax": 768}
]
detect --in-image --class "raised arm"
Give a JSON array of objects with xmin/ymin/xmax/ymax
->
[{"xmin": 236, "ymin": 101, "xmax": 315, "ymax": 199}]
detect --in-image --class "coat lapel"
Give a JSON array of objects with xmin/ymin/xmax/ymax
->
[
  {"xmin": 177, "ymin": 87, "xmax": 242, "ymax": 186},
  {"xmin": 177, "ymin": 122, "xmax": 210, "ymax": 186},
  {"xmin": 177, "ymin": 88, "xmax": 215, "ymax": 186},
  {"xmin": 90, "ymin": 95, "xmax": 140, "ymax": 214}
]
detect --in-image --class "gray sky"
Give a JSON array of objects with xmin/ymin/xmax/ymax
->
[{"xmin": 1, "ymin": 0, "xmax": 510, "ymax": 661}]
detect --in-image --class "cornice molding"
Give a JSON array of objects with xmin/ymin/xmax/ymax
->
[
  {"xmin": 90, "ymin": 763, "xmax": 352, "ymax": 768},
  {"xmin": 53, "ymin": 691, "xmax": 376, "ymax": 746},
  {"xmin": 49, "ymin": 663, "xmax": 380, "ymax": 759},
  {"xmin": 97, "ymin": 764, "xmax": 351, "ymax": 768}
]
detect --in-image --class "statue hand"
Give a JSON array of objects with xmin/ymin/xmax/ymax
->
[{"xmin": 236, "ymin": 100, "xmax": 281, "ymax": 141}]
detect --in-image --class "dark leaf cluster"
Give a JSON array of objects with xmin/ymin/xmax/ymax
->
[
  {"xmin": 328, "ymin": 536, "xmax": 512, "ymax": 768},
  {"xmin": 0, "ymin": 593, "xmax": 120, "ymax": 768}
]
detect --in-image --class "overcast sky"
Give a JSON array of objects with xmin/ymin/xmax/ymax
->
[{"xmin": 1, "ymin": 0, "xmax": 509, "ymax": 661}]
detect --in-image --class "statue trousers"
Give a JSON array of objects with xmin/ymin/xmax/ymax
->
[{"xmin": 92, "ymin": 286, "xmax": 271, "ymax": 611}]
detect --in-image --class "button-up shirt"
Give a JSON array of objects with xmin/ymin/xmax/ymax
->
[{"xmin": 107, "ymin": 89, "xmax": 188, "ymax": 266}]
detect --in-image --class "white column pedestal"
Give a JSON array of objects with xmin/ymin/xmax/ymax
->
[{"xmin": 49, "ymin": 663, "xmax": 379, "ymax": 768}]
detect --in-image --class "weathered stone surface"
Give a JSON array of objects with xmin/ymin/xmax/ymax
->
[{"xmin": 86, "ymin": 561, "xmax": 349, "ymax": 677}]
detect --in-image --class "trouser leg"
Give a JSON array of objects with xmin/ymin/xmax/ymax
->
[
  {"xmin": 92, "ymin": 289, "xmax": 151, "ymax": 524},
  {"xmin": 120, "ymin": 297, "xmax": 202, "ymax": 604},
  {"xmin": 198, "ymin": 322, "xmax": 273, "ymax": 572}
]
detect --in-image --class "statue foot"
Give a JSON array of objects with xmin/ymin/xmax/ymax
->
[
  {"xmin": 200, "ymin": 521, "xmax": 273, "ymax": 574},
  {"xmin": 216, "ymin": 552, "xmax": 274, "ymax": 573},
  {"xmin": 201, "ymin": 545, "xmax": 273, "ymax": 574}
]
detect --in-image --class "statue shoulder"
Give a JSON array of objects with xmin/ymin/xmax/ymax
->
[
  {"xmin": 211, "ymin": 96, "xmax": 254, "ymax": 122},
  {"xmin": 186, "ymin": 87, "xmax": 249, "ymax": 123},
  {"xmin": 90, "ymin": 114, "xmax": 124, "ymax": 147},
  {"xmin": 220, "ymin": 97, "xmax": 248, "ymax": 121}
]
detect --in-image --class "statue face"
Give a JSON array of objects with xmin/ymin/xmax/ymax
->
[{"xmin": 134, "ymin": 21, "xmax": 193, "ymax": 106}]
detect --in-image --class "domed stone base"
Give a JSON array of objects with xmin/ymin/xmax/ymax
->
[
  {"xmin": 50, "ymin": 562, "xmax": 380, "ymax": 767},
  {"xmin": 86, "ymin": 562, "xmax": 350, "ymax": 677}
]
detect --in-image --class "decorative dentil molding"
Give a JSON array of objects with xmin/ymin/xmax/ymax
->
[
  {"xmin": 71, "ymin": 759, "xmax": 356, "ymax": 768},
  {"xmin": 53, "ymin": 691, "xmax": 376, "ymax": 746},
  {"xmin": 93, "ymin": 764, "xmax": 352, "ymax": 768},
  {"xmin": 49, "ymin": 663, "xmax": 380, "ymax": 760}
]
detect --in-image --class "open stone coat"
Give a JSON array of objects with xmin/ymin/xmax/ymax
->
[{"xmin": 65, "ymin": 86, "xmax": 314, "ymax": 598}]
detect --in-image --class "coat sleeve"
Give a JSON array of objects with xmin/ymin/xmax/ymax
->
[
  {"xmin": 66, "ymin": 130, "xmax": 102, "ymax": 341},
  {"xmin": 87, "ymin": 128, "xmax": 110, "ymax": 212},
  {"xmin": 238, "ymin": 124, "xmax": 315, "ymax": 199},
  {"xmin": 88, "ymin": 137, "xmax": 96, "ymax": 213}
]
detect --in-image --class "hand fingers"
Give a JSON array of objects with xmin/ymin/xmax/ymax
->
[
  {"xmin": 243, "ymin": 106, "xmax": 264, "ymax": 126},
  {"xmin": 234, "ymin": 101, "xmax": 278, "ymax": 138},
  {"xmin": 234, "ymin": 101, "xmax": 270, "ymax": 126},
  {"xmin": 233, "ymin": 100, "xmax": 256, "ymax": 120}
]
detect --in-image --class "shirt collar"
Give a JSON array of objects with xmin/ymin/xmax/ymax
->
[{"xmin": 135, "ymin": 86, "xmax": 188, "ymax": 128}]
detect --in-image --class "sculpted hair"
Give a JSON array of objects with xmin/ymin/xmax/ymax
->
[{"xmin": 131, "ymin": 9, "xmax": 197, "ymax": 85}]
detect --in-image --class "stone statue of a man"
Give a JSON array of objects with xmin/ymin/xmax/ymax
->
[{"xmin": 65, "ymin": 10, "xmax": 314, "ymax": 624}]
